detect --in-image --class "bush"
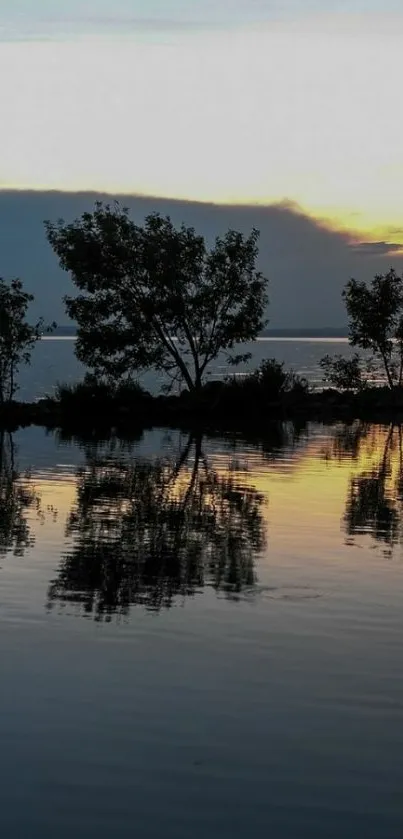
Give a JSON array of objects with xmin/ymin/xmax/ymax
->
[
  {"xmin": 53, "ymin": 375, "xmax": 150, "ymax": 410},
  {"xmin": 319, "ymin": 353, "xmax": 370, "ymax": 391},
  {"xmin": 222, "ymin": 359, "xmax": 309, "ymax": 403},
  {"xmin": 254, "ymin": 359, "xmax": 309, "ymax": 396}
]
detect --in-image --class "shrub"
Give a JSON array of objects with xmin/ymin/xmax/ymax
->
[
  {"xmin": 223, "ymin": 359, "xmax": 309, "ymax": 403},
  {"xmin": 251, "ymin": 359, "xmax": 309, "ymax": 397},
  {"xmin": 53, "ymin": 375, "xmax": 150, "ymax": 410},
  {"xmin": 319, "ymin": 353, "xmax": 370, "ymax": 391}
]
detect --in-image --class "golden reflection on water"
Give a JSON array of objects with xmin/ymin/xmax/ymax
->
[
  {"xmin": 19, "ymin": 425, "xmax": 403, "ymax": 547},
  {"xmin": 1, "ymin": 427, "xmax": 403, "ymax": 839},
  {"xmin": 1, "ymin": 423, "xmax": 403, "ymax": 619}
]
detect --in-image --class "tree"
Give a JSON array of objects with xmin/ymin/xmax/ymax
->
[
  {"xmin": 45, "ymin": 203, "xmax": 269, "ymax": 392},
  {"xmin": 0, "ymin": 278, "xmax": 54, "ymax": 404},
  {"xmin": 319, "ymin": 353, "xmax": 373, "ymax": 391},
  {"xmin": 341, "ymin": 269, "xmax": 403, "ymax": 390}
]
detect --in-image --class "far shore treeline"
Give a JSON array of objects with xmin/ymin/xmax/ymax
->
[{"xmin": 2, "ymin": 201, "xmax": 403, "ymax": 430}]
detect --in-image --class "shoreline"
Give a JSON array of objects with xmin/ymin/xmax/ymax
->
[{"xmin": 2, "ymin": 386, "xmax": 403, "ymax": 436}]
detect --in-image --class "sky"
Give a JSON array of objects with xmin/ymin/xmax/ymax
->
[
  {"xmin": 2, "ymin": 190, "xmax": 403, "ymax": 328},
  {"xmin": 1, "ymin": 0, "xmax": 403, "ymax": 244}
]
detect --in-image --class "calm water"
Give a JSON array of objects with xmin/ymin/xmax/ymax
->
[
  {"xmin": 19, "ymin": 336, "xmax": 357, "ymax": 400},
  {"xmin": 0, "ymin": 422, "xmax": 402, "ymax": 837}
]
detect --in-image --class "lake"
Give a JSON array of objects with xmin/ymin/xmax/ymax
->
[
  {"xmin": 0, "ymin": 421, "xmax": 402, "ymax": 837},
  {"xmin": 18, "ymin": 336, "xmax": 358, "ymax": 400}
]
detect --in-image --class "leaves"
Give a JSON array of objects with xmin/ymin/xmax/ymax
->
[
  {"xmin": 319, "ymin": 353, "xmax": 370, "ymax": 391},
  {"xmin": 46, "ymin": 204, "xmax": 269, "ymax": 390},
  {"xmin": 342, "ymin": 269, "xmax": 403, "ymax": 389},
  {"xmin": 0, "ymin": 277, "xmax": 54, "ymax": 403}
]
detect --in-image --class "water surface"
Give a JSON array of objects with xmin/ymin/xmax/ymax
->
[
  {"xmin": 20, "ymin": 336, "xmax": 357, "ymax": 400},
  {"xmin": 0, "ymin": 423, "xmax": 402, "ymax": 837}
]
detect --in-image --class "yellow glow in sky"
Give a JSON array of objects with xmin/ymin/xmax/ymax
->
[{"xmin": 1, "ymin": 21, "xmax": 403, "ymax": 239}]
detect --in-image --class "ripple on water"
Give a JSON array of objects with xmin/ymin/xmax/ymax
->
[{"xmin": 0, "ymin": 423, "xmax": 402, "ymax": 839}]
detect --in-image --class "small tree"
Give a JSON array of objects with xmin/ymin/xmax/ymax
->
[
  {"xmin": 0, "ymin": 278, "xmax": 54, "ymax": 404},
  {"xmin": 45, "ymin": 203, "xmax": 269, "ymax": 392},
  {"xmin": 319, "ymin": 353, "xmax": 371, "ymax": 392},
  {"xmin": 342, "ymin": 269, "xmax": 403, "ymax": 389}
]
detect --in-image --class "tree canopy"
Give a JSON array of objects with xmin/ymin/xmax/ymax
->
[
  {"xmin": 45, "ymin": 203, "xmax": 269, "ymax": 391},
  {"xmin": 0, "ymin": 278, "xmax": 53, "ymax": 404},
  {"xmin": 343, "ymin": 269, "xmax": 403, "ymax": 389}
]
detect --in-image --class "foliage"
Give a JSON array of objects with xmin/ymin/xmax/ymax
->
[
  {"xmin": 45, "ymin": 203, "xmax": 268, "ymax": 392},
  {"xmin": 319, "ymin": 353, "xmax": 370, "ymax": 391},
  {"xmin": 223, "ymin": 359, "xmax": 309, "ymax": 402},
  {"xmin": 252, "ymin": 358, "xmax": 309, "ymax": 395},
  {"xmin": 342, "ymin": 269, "xmax": 403, "ymax": 389},
  {"xmin": 54, "ymin": 375, "xmax": 149, "ymax": 408},
  {"xmin": 0, "ymin": 277, "xmax": 55, "ymax": 404}
]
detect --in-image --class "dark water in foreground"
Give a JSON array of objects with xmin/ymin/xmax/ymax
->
[{"xmin": 0, "ymin": 422, "xmax": 402, "ymax": 837}]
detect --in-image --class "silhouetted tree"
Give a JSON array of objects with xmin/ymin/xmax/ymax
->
[
  {"xmin": 321, "ymin": 269, "xmax": 403, "ymax": 390},
  {"xmin": 0, "ymin": 277, "xmax": 55, "ymax": 404},
  {"xmin": 0, "ymin": 432, "xmax": 39, "ymax": 556},
  {"xmin": 45, "ymin": 204, "xmax": 268, "ymax": 392},
  {"xmin": 319, "ymin": 353, "xmax": 373, "ymax": 391},
  {"xmin": 47, "ymin": 434, "xmax": 266, "ymax": 619}
]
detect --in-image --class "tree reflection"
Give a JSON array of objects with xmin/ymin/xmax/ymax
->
[
  {"xmin": 47, "ymin": 434, "xmax": 266, "ymax": 619},
  {"xmin": 323, "ymin": 420, "xmax": 372, "ymax": 462},
  {"xmin": 0, "ymin": 432, "xmax": 39, "ymax": 556},
  {"xmin": 344, "ymin": 424, "xmax": 403, "ymax": 552}
]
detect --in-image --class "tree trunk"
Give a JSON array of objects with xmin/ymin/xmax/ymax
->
[
  {"xmin": 9, "ymin": 362, "xmax": 14, "ymax": 403},
  {"xmin": 380, "ymin": 351, "xmax": 394, "ymax": 390},
  {"xmin": 193, "ymin": 370, "xmax": 202, "ymax": 392}
]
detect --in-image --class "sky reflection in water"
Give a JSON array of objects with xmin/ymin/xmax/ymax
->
[
  {"xmin": 2, "ymin": 421, "xmax": 403, "ymax": 616},
  {"xmin": 0, "ymin": 423, "xmax": 402, "ymax": 838}
]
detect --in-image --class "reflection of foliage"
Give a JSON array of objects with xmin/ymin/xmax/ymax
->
[
  {"xmin": 0, "ymin": 432, "xmax": 39, "ymax": 556},
  {"xmin": 343, "ymin": 424, "xmax": 403, "ymax": 552},
  {"xmin": 322, "ymin": 421, "xmax": 372, "ymax": 462},
  {"xmin": 217, "ymin": 420, "xmax": 308, "ymax": 467},
  {"xmin": 47, "ymin": 435, "xmax": 266, "ymax": 620}
]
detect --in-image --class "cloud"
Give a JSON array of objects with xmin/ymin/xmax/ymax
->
[
  {"xmin": 0, "ymin": 17, "xmax": 220, "ymax": 42},
  {"xmin": 2, "ymin": 189, "xmax": 403, "ymax": 329},
  {"xmin": 2, "ymin": 27, "xmax": 403, "ymax": 237},
  {"xmin": 5, "ymin": 2, "xmax": 403, "ymax": 43},
  {"xmin": 348, "ymin": 241, "xmax": 403, "ymax": 257}
]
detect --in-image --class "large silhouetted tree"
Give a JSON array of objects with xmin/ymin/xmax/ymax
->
[{"xmin": 45, "ymin": 204, "xmax": 268, "ymax": 391}]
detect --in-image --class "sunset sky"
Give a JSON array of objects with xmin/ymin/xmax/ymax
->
[{"xmin": 1, "ymin": 1, "xmax": 403, "ymax": 242}]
